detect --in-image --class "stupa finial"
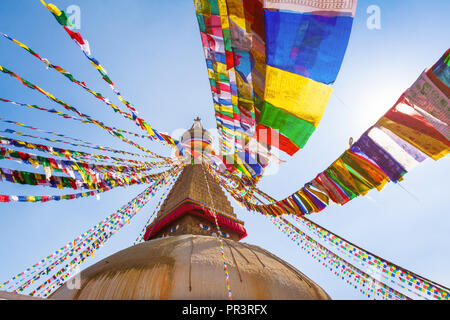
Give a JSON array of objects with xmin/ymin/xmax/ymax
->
[{"xmin": 192, "ymin": 116, "xmax": 202, "ymax": 130}]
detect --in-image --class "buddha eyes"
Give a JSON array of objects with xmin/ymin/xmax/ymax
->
[
  {"xmin": 199, "ymin": 223, "xmax": 211, "ymax": 231},
  {"xmin": 198, "ymin": 223, "xmax": 229, "ymax": 237}
]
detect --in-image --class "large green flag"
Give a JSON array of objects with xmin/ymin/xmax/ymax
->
[{"xmin": 259, "ymin": 101, "xmax": 316, "ymax": 149}]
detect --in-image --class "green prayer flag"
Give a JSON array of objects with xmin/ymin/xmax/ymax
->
[
  {"xmin": 259, "ymin": 101, "xmax": 316, "ymax": 148},
  {"xmin": 51, "ymin": 11, "xmax": 71, "ymax": 27}
]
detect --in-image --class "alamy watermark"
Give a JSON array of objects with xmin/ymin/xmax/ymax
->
[
  {"xmin": 66, "ymin": 5, "xmax": 81, "ymax": 30},
  {"xmin": 65, "ymin": 265, "xmax": 81, "ymax": 290},
  {"xmin": 367, "ymin": 5, "xmax": 381, "ymax": 30}
]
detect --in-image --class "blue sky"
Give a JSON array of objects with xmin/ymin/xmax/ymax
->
[{"xmin": 0, "ymin": 0, "xmax": 449, "ymax": 299}]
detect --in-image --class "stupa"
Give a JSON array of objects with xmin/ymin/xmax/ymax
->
[{"xmin": 49, "ymin": 119, "xmax": 330, "ymax": 300}]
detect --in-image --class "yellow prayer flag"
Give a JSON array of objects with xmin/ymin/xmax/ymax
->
[
  {"xmin": 142, "ymin": 121, "xmax": 155, "ymax": 137},
  {"xmin": 264, "ymin": 66, "xmax": 332, "ymax": 127},
  {"xmin": 286, "ymin": 197, "xmax": 302, "ymax": 216},
  {"xmin": 218, "ymin": 0, "xmax": 230, "ymax": 29},
  {"xmin": 231, "ymin": 94, "xmax": 239, "ymax": 106},
  {"xmin": 208, "ymin": 69, "xmax": 216, "ymax": 79},
  {"xmin": 377, "ymin": 117, "xmax": 449, "ymax": 160},
  {"xmin": 215, "ymin": 62, "xmax": 229, "ymax": 77},
  {"xmin": 163, "ymin": 135, "xmax": 176, "ymax": 146},
  {"xmin": 236, "ymin": 71, "xmax": 253, "ymax": 100},
  {"xmin": 226, "ymin": 0, "xmax": 247, "ymax": 30},
  {"xmin": 332, "ymin": 158, "xmax": 358, "ymax": 189},
  {"xmin": 219, "ymin": 105, "xmax": 234, "ymax": 115},
  {"xmin": 90, "ymin": 60, "xmax": 107, "ymax": 74},
  {"xmin": 40, "ymin": 1, "xmax": 62, "ymax": 16},
  {"xmin": 12, "ymin": 39, "xmax": 29, "ymax": 51}
]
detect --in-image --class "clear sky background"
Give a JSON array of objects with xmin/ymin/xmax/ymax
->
[{"xmin": 0, "ymin": 0, "xmax": 449, "ymax": 300}]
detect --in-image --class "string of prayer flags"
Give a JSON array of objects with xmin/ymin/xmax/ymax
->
[
  {"xmin": 245, "ymin": 49, "xmax": 449, "ymax": 217},
  {"xmin": 0, "ymin": 165, "xmax": 171, "ymax": 191},
  {"xmin": 213, "ymin": 170, "xmax": 447, "ymax": 300},
  {"xmin": 0, "ymin": 117, "xmax": 156, "ymax": 160},
  {"xmin": 200, "ymin": 164, "xmax": 234, "ymax": 300},
  {"xmin": 214, "ymin": 176, "xmax": 422, "ymax": 300},
  {"xmin": 0, "ymin": 32, "xmax": 171, "ymax": 145},
  {"xmin": 0, "ymin": 32, "xmax": 134, "ymax": 122},
  {"xmin": 0, "ymin": 98, "xmax": 158, "ymax": 142},
  {"xmin": 0, "ymin": 172, "xmax": 170, "ymax": 295},
  {"xmin": 39, "ymin": 1, "xmax": 178, "ymax": 149},
  {"xmin": 1, "ymin": 189, "xmax": 108, "ymax": 203},
  {"xmin": 0, "ymin": 146, "xmax": 171, "ymax": 187},
  {"xmin": 40, "ymin": 168, "xmax": 181, "ymax": 297},
  {"xmin": 0, "ymin": 167, "xmax": 181, "ymax": 293},
  {"xmin": 37, "ymin": 170, "xmax": 181, "ymax": 298},
  {"xmin": 0, "ymin": 135, "xmax": 169, "ymax": 167},
  {"xmin": 0, "ymin": 65, "xmax": 168, "ymax": 158},
  {"xmin": 291, "ymin": 215, "xmax": 450, "ymax": 300},
  {"xmin": 8, "ymin": 167, "xmax": 181, "ymax": 292},
  {"xmin": 375, "ymin": 95, "xmax": 449, "ymax": 161},
  {"xmin": 195, "ymin": 0, "xmax": 252, "ymax": 156},
  {"xmin": 271, "ymin": 216, "xmax": 409, "ymax": 300},
  {"xmin": 39, "ymin": 1, "xmax": 136, "ymax": 116},
  {"xmin": 216, "ymin": 177, "xmax": 406, "ymax": 300}
]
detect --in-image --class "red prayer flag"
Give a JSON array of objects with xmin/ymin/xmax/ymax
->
[
  {"xmin": 63, "ymin": 26, "xmax": 85, "ymax": 45},
  {"xmin": 255, "ymin": 124, "xmax": 300, "ymax": 156}
]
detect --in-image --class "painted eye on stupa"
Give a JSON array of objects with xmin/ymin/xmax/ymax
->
[
  {"xmin": 220, "ymin": 231, "xmax": 229, "ymax": 238},
  {"xmin": 170, "ymin": 225, "xmax": 179, "ymax": 233},
  {"xmin": 199, "ymin": 223, "xmax": 210, "ymax": 231}
]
